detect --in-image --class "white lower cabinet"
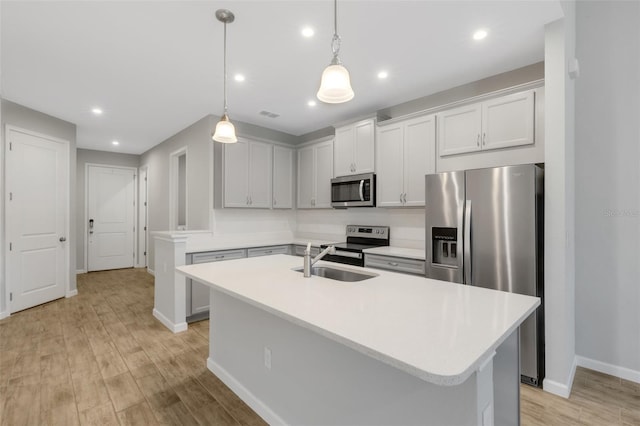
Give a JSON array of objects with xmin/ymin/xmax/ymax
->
[
  {"xmin": 376, "ymin": 114, "xmax": 435, "ymax": 207},
  {"xmin": 365, "ymin": 253, "xmax": 425, "ymax": 276},
  {"xmin": 293, "ymin": 245, "xmax": 320, "ymax": 257},
  {"xmin": 186, "ymin": 248, "xmax": 247, "ymax": 322},
  {"xmin": 247, "ymin": 245, "xmax": 291, "ymax": 257}
]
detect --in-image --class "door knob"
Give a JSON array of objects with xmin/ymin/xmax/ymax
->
[{"xmin": 59, "ymin": 237, "xmax": 66, "ymax": 242}]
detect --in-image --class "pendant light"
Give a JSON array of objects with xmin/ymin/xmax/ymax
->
[
  {"xmin": 212, "ymin": 9, "xmax": 237, "ymax": 143},
  {"xmin": 317, "ymin": 0, "xmax": 354, "ymax": 104}
]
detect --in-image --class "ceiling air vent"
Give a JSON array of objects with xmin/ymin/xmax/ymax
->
[{"xmin": 259, "ymin": 110, "xmax": 280, "ymax": 119}]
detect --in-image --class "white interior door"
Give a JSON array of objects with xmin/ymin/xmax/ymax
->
[
  {"xmin": 6, "ymin": 127, "xmax": 68, "ymax": 313},
  {"xmin": 87, "ymin": 165, "xmax": 136, "ymax": 272}
]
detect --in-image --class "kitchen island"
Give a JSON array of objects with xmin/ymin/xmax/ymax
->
[{"xmin": 177, "ymin": 254, "xmax": 539, "ymax": 425}]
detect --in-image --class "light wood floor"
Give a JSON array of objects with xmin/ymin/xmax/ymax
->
[{"xmin": 0, "ymin": 269, "xmax": 638, "ymax": 425}]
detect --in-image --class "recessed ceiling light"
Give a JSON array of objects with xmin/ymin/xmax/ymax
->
[
  {"xmin": 92, "ymin": 107, "xmax": 103, "ymax": 115},
  {"xmin": 307, "ymin": 100, "xmax": 317, "ymax": 107},
  {"xmin": 301, "ymin": 27, "xmax": 314, "ymax": 38},
  {"xmin": 112, "ymin": 140, "xmax": 119, "ymax": 146},
  {"xmin": 473, "ymin": 29, "xmax": 488, "ymax": 41},
  {"xmin": 377, "ymin": 71, "xmax": 389, "ymax": 79},
  {"xmin": 234, "ymin": 74, "xmax": 245, "ymax": 82}
]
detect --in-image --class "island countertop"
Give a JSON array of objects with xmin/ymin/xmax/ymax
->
[{"xmin": 176, "ymin": 254, "xmax": 539, "ymax": 386}]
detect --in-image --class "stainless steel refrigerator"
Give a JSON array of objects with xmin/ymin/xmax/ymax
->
[{"xmin": 425, "ymin": 164, "xmax": 544, "ymax": 386}]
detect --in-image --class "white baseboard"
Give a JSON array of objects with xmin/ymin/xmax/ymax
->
[
  {"xmin": 576, "ymin": 355, "xmax": 640, "ymax": 384},
  {"xmin": 76, "ymin": 269, "xmax": 87, "ymax": 274},
  {"xmin": 207, "ymin": 357, "xmax": 283, "ymax": 425},
  {"xmin": 152, "ymin": 308, "xmax": 187, "ymax": 333},
  {"xmin": 147, "ymin": 268, "xmax": 155, "ymax": 276},
  {"xmin": 0, "ymin": 310, "xmax": 8, "ymax": 320},
  {"xmin": 543, "ymin": 356, "xmax": 578, "ymax": 398},
  {"xmin": 66, "ymin": 289, "xmax": 78, "ymax": 298}
]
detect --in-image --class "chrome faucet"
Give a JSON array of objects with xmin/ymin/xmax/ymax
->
[{"xmin": 303, "ymin": 243, "xmax": 336, "ymax": 277}]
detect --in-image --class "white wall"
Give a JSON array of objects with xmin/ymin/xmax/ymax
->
[
  {"xmin": 541, "ymin": 7, "xmax": 577, "ymax": 397},
  {"xmin": 76, "ymin": 148, "xmax": 140, "ymax": 271},
  {"xmin": 0, "ymin": 100, "xmax": 78, "ymax": 316},
  {"xmin": 575, "ymin": 1, "xmax": 640, "ymax": 380}
]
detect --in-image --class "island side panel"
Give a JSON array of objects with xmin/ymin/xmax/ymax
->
[{"xmin": 207, "ymin": 288, "xmax": 481, "ymax": 426}]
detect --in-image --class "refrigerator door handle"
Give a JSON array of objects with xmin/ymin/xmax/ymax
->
[{"xmin": 464, "ymin": 200, "xmax": 472, "ymax": 285}]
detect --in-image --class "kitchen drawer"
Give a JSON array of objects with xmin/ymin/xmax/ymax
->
[
  {"xmin": 247, "ymin": 245, "xmax": 291, "ymax": 257},
  {"xmin": 365, "ymin": 254, "xmax": 425, "ymax": 276},
  {"xmin": 192, "ymin": 248, "xmax": 247, "ymax": 263},
  {"xmin": 187, "ymin": 248, "xmax": 247, "ymax": 323},
  {"xmin": 294, "ymin": 245, "xmax": 320, "ymax": 257}
]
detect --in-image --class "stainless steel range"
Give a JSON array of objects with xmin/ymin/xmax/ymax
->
[{"xmin": 321, "ymin": 225, "xmax": 390, "ymax": 267}]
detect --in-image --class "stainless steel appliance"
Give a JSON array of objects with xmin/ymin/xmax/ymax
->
[
  {"xmin": 321, "ymin": 225, "xmax": 390, "ymax": 267},
  {"xmin": 331, "ymin": 173, "xmax": 376, "ymax": 208},
  {"xmin": 425, "ymin": 164, "xmax": 544, "ymax": 386}
]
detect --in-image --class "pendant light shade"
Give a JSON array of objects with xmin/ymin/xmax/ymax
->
[
  {"xmin": 317, "ymin": 0, "xmax": 354, "ymax": 104},
  {"xmin": 317, "ymin": 63, "xmax": 354, "ymax": 103},
  {"xmin": 212, "ymin": 9, "xmax": 238, "ymax": 143},
  {"xmin": 212, "ymin": 113, "xmax": 237, "ymax": 143}
]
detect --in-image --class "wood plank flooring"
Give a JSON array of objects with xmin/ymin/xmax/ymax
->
[{"xmin": 0, "ymin": 268, "xmax": 638, "ymax": 425}]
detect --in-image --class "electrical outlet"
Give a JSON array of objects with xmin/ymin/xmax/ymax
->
[{"xmin": 264, "ymin": 346, "xmax": 272, "ymax": 370}]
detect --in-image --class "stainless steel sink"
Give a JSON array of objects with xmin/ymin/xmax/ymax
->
[{"xmin": 293, "ymin": 266, "xmax": 378, "ymax": 282}]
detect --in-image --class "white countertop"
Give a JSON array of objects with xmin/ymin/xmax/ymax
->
[
  {"xmin": 363, "ymin": 246, "xmax": 426, "ymax": 260},
  {"xmin": 176, "ymin": 255, "xmax": 539, "ymax": 386}
]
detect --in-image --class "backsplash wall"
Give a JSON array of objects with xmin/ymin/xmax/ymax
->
[{"xmin": 296, "ymin": 208, "xmax": 425, "ymax": 249}]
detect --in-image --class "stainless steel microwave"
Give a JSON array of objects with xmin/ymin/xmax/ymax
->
[{"xmin": 331, "ymin": 173, "xmax": 376, "ymax": 208}]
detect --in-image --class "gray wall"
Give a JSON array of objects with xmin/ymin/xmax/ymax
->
[
  {"xmin": 140, "ymin": 115, "xmax": 214, "ymax": 271},
  {"xmin": 76, "ymin": 148, "xmax": 140, "ymax": 271},
  {"xmin": 575, "ymin": 1, "xmax": 640, "ymax": 373},
  {"xmin": 0, "ymin": 99, "xmax": 77, "ymax": 314},
  {"xmin": 378, "ymin": 62, "xmax": 544, "ymax": 120}
]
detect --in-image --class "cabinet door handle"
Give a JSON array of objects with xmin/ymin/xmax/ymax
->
[
  {"xmin": 403, "ymin": 193, "xmax": 407, "ymax": 204},
  {"xmin": 215, "ymin": 255, "xmax": 225, "ymax": 259},
  {"xmin": 400, "ymin": 193, "xmax": 403, "ymax": 203},
  {"xmin": 482, "ymin": 132, "xmax": 486, "ymax": 146},
  {"xmin": 477, "ymin": 134, "xmax": 480, "ymax": 147},
  {"xmin": 265, "ymin": 250, "xmax": 272, "ymax": 254},
  {"xmin": 388, "ymin": 262, "xmax": 399, "ymax": 267}
]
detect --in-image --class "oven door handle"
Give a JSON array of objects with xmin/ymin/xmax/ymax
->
[
  {"xmin": 333, "ymin": 250, "xmax": 363, "ymax": 259},
  {"xmin": 359, "ymin": 180, "xmax": 365, "ymax": 201}
]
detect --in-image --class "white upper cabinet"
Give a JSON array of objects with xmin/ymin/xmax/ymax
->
[
  {"xmin": 481, "ymin": 91, "xmax": 535, "ymax": 150},
  {"xmin": 438, "ymin": 90, "xmax": 535, "ymax": 157},
  {"xmin": 376, "ymin": 114, "xmax": 435, "ymax": 207},
  {"xmin": 224, "ymin": 139, "xmax": 272, "ymax": 208},
  {"xmin": 248, "ymin": 141, "xmax": 272, "ymax": 208},
  {"xmin": 437, "ymin": 104, "xmax": 482, "ymax": 156},
  {"xmin": 333, "ymin": 118, "xmax": 375, "ymax": 176},
  {"xmin": 272, "ymin": 145, "xmax": 293, "ymax": 209},
  {"xmin": 223, "ymin": 140, "xmax": 250, "ymax": 207},
  {"xmin": 297, "ymin": 139, "xmax": 334, "ymax": 209}
]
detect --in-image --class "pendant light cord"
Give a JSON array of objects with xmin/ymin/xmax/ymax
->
[
  {"xmin": 334, "ymin": 0, "xmax": 337, "ymax": 36},
  {"xmin": 330, "ymin": 0, "xmax": 342, "ymax": 63},
  {"xmin": 223, "ymin": 21, "xmax": 228, "ymax": 115}
]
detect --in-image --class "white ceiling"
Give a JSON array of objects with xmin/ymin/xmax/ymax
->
[{"xmin": 1, "ymin": 1, "xmax": 563, "ymax": 155}]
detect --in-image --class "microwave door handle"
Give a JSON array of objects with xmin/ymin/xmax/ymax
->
[{"xmin": 359, "ymin": 180, "xmax": 365, "ymax": 201}]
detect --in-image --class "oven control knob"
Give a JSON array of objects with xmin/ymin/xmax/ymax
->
[{"xmin": 375, "ymin": 229, "xmax": 380, "ymax": 234}]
